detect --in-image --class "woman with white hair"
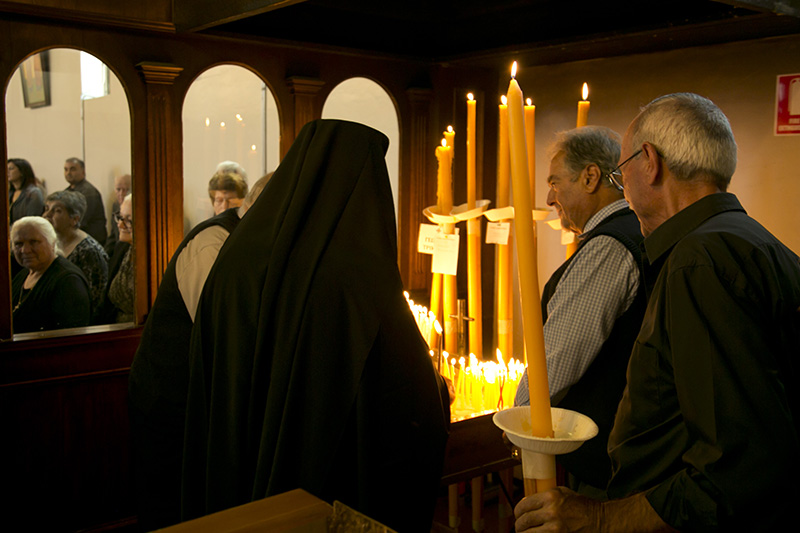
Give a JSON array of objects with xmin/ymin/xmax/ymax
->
[{"xmin": 10, "ymin": 216, "xmax": 91, "ymax": 333}]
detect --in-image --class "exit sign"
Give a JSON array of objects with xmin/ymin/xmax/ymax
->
[{"xmin": 776, "ymin": 73, "xmax": 800, "ymax": 136}]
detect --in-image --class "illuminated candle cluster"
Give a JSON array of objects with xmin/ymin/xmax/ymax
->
[{"xmin": 437, "ymin": 350, "xmax": 525, "ymax": 420}]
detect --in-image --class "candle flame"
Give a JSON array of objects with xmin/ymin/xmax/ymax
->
[
  {"xmin": 582, "ymin": 82, "xmax": 589, "ymax": 101},
  {"xmin": 511, "ymin": 61, "xmax": 517, "ymax": 78},
  {"xmin": 467, "ymin": 92, "xmax": 474, "ymax": 101},
  {"xmin": 441, "ymin": 138, "xmax": 447, "ymax": 148},
  {"xmin": 526, "ymin": 98, "xmax": 532, "ymax": 106},
  {"xmin": 434, "ymin": 320, "xmax": 443, "ymax": 334},
  {"xmin": 501, "ymin": 95, "xmax": 507, "ymax": 105},
  {"xmin": 447, "ymin": 125, "xmax": 454, "ymax": 133}
]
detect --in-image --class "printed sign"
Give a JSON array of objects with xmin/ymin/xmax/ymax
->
[
  {"xmin": 431, "ymin": 233, "xmax": 460, "ymax": 276},
  {"xmin": 486, "ymin": 222, "xmax": 510, "ymax": 245},
  {"xmin": 775, "ymin": 73, "xmax": 800, "ymax": 135}
]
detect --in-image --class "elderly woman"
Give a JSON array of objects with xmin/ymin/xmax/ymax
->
[
  {"xmin": 44, "ymin": 190, "xmax": 109, "ymax": 317},
  {"xmin": 101, "ymin": 193, "xmax": 135, "ymax": 323},
  {"xmin": 11, "ymin": 216, "xmax": 91, "ymax": 333},
  {"xmin": 208, "ymin": 171, "xmax": 248, "ymax": 215},
  {"xmin": 8, "ymin": 158, "xmax": 44, "ymax": 225}
]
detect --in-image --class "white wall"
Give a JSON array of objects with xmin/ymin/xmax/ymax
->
[
  {"xmin": 182, "ymin": 65, "xmax": 280, "ymax": 234},
  {"xmin": 322, "ymin": 77, "xmax": 400, "ymax": 221},
  {"xmin": 6, "ymin": 47, "xmax": 131, "ymax": 232}
]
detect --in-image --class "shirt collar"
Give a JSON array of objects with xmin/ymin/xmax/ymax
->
[
  {"xmin": 581, "ymin": 198, "xmax": 630, "ymax": 236},
  {"xmin": 643, "ymin": 192, "xmax": 745, "ymax": 263}
]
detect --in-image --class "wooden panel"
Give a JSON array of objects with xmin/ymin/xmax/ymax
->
[
  {"xmin": 441, "ymin": 412, "xmax": 519, "ymax": 486},
  {"xmin": 0, "ymin": 328, "xmax": 141, "ymax": 531}
]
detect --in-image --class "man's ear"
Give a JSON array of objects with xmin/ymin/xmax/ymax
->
[
  {"xmin": 581, "ymin": 163, "xmax": 603, "ymax": 192},
  {"xmin": 641, "ymin": 142, "xmax": 663, "ymax": 185}
]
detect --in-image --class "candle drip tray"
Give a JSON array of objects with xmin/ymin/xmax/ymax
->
[{"xmin": 493, "ymin": 406, "xmax": 598, "ymax": 455}]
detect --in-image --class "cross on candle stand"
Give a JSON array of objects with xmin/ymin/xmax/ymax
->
[{"xmin": 450, "ymin": 298, "xmax": 474, "ymax": 357}]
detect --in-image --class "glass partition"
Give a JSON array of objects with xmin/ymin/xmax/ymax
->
[
  {"xmin": 182, "ymin": 64, "xmax": 280, "ymax": 235},
  {"xmin": 5, "ymin": 48, "xmax": 132, "ymax": 337}
]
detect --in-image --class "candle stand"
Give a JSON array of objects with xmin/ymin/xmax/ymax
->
[{"xmin": 493, "ymin": 406, "xmax": 598, "ymax": 497}]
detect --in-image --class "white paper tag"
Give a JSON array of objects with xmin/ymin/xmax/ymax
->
[
  {"xmin": 432, "ymin": 233, "xmax": 460, "ymax": 275},
  {"xmin": 417, "ymin": 223, "xmax": 439, "ymax": 254},
  {"xmin": 486, "ymin": 222, "xmax": 510, "ymax": 245}
]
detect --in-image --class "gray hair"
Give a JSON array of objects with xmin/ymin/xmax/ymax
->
[
  {"xmin": 46, "ymin": 190, "xmax": 87, "ymax": 224},
  {"xmin": 11, "ymin": 216, "xmax": 58, "ymax": 248},
  {"xmin": 550, "ymin": 126, "xmax": 621, "ymax": 187},
  {"xmin": 630, "ymin": 92, "xmax": 737, "ymax": 190}
]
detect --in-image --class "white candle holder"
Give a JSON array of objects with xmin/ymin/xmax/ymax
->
[{"xmin": 493, "ymin": 406, "xmax": 598, "ymax": 483}]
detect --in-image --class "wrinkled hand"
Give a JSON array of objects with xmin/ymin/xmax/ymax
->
[{"xmin": 514, "ymin": 487, "xmax": 601, "ymax": 532}]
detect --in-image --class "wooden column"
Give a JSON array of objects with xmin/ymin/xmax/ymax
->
[
  {"xmin": 401, "ymin": 88, "xmax": 434, "ymax": 291},
  {"xmin": 136, "ymin": 62, "xmax": 183, "ymax": 312},
  {"xmin": 286, "ymin": 76, "xmax": 324, "ymax": 140}
]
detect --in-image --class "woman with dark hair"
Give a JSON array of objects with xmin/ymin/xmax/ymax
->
[
  {"xmin": 8, "ymin": 158, "xmax": 44, "ymax": 224},
  {"xmin": 44, "ymin": 190, "xmax": 109, "ymax": 318}
]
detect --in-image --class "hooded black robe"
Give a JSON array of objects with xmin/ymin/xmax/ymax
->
[{"xmin": 181, "ymin": 120, "xmax": 450, "ymax": 531}]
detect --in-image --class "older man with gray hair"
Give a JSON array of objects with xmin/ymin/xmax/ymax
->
[
  {"xmin": 514, "ymin": 93, "xmax": 800, "ymax": 532},
  {"xmin": 515, "ymin": 125, "xmax": 645, "ymax": 496}
]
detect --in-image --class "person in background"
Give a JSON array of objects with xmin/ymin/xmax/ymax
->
[
  {"xmin": 214, "ymin": 160, "xmax": 247, "ymax": 181},
  {"xmin": 44, "ymin": 190, "xmax": 109, "ymax": 320},
  {"xmin": 104, "ymin": 174, "xmax": 131, "ymax": 255},
  {"xmin": 10, "ymin": 216, "xmax": 90, "ymax": 333},
  {"xmin": 129, "ymin": 172, "xmax": 272, "ymax": 531},
  {"xmin": 514, "ymin": 126, "xmax": 645, "ymax": 497},
  {"xmin": 207, "ymin": 171, "xmax": 248, "ymax": 215},
  {"xmin": 63, "ymin": 157, "xmax": 107, "ymax": 245},
  {"xmin": 8, "ymin": 158, "xmax": 44, "ymax": 225},
  {"xmin": 514, "ymin": 93, "xmax": 800, "ymax": 533},
  {"xmin": 97, "ymin": 193, "xmax": 134, "ymax": 323}
]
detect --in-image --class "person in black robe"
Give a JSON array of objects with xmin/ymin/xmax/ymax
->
[
  {"xmin": 181, "ymin": 119, "xmax": 450, "ymax": 531},
  {"xmin": 128, "ymin": 173, "xmax": 271, "ymax": 531}
]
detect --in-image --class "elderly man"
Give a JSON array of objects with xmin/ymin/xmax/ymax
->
[
  {"xmin": 63, "ymin": 157, "xmax": 107, "ymax": 244},
  {"xmin": 515, "ymin": 93, "xmax": 800, "ymax": 532},
  {"xmin": 514, "ymin": 126, "xmax": 645, "ymax": 496},
  {"xmin": 104, "ymin": 174, "xmax": 131, "ymax": 254}
]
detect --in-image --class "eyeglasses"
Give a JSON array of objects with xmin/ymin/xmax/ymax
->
[
  {"xmin": 114, "ymin": 213, "xmax": 133, "ymax": 228},
  {"xmin": 605, "ymin": 149, "xmax": 642, "ymax": 192}
]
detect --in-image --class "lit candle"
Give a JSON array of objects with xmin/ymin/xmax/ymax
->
[
  {"xmin": 466, "ymin": 93, "xmax": 483, "ymax": 357},
  {"xmin": 444, "ymin": 126, "xmax": 455, "ymax": 158},
  {"xmin": 525, "ymin": 98, "xmax": 536, "ymax": 207},
  {"xmin": 436, "ymin": 138, "xmax": 458, "ymax": 355},
  {"xmin": 576, "ymin": 82, "xmax": 590, "ymax": 128},
  {"xmin": 496, "ymin": 95, "xmax": 514, "ymax": 363},
  {"xmin": 507, "ymin": 61, "xmax": 555, "ymax": 492}
]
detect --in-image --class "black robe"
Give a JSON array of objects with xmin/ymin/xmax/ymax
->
[
  {"xmin": 181, "ymin": 119, "xmax": 450, "ymax": 531},
  {"xmin": 128, "ymin": 208, "xmax": 241, "ymax": 531}
]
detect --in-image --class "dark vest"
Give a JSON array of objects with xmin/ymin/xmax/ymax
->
[
  {"xmin": 543, "ymin": 207, "xmax": 645, "ymax": 490},
  {"xmin": 128, "ymin": 208, "xmax": 241, "ymax": 531}
]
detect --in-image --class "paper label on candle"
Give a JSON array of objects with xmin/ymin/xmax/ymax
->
[
  {"xmin": 417, "ymin": 223, "xmax": 439, "ymax": 254},
  {"xmin": 486, "ymin": 222, "xmax": 510, "ymax": 245},
  {"xmin": 432, "ymin": 233, "xmax": 460, "ymax": 276}
]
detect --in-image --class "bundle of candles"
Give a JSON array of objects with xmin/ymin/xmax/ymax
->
[{"xmin": 405, "ymin": 292, "xmax": 524, "ymax": 420}]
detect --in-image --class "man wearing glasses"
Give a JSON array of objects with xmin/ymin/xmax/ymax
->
[
  {"xmin": 515, "ymin": 125, "xmax": 645, "ymax": 497},
  {"xmin": 515, "ymin": 93, "xmax": 800, "ymax": 531}
]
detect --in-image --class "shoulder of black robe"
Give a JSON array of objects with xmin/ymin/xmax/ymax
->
[
  {"xmin": 128, "ymin": 207, "xmax": 241, "ymax": 531},
  {"xmin": 182, "ymin": 119, "xmax": 450, "ymax": 531}
]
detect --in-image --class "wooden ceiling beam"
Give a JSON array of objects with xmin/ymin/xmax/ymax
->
[{"xmin": 173, "ymin": 0, "xmax": 307, "ymax": 32}]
